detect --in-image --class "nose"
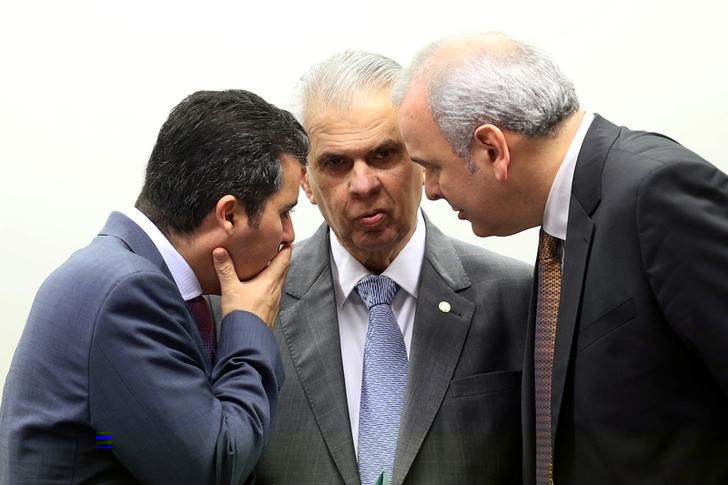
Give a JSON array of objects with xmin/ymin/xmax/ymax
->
[
  {"xmin": 423, "ymin": 175, "xmax": 443, "ymax": 201},
  {"xmin": 282, "ymin": 214, "xmax": 295, "ymax": 244},
  {"xmin": 348, "ymin": 160, "xmax": 381, "ymax": 198}
]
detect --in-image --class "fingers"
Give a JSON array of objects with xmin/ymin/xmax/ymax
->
[
  {"xmin": 212, "ymin": 245, "xmax": 292, "ymax": 328},
  {"xmin": 212, "ymin": 247, "xmax": 237, "ymax": 293},
  {"xmin": 262, "ymin": 244, "xmax": 292, "ymax": 282}
]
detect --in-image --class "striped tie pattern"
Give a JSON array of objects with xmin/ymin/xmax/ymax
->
[
  {"xmin": 186, "ymin": 296, "xmax": 215, "ymax": 363},
  {"xmin": 534, "ymin": 230, "xmax": 561, "ymax": 485},
  {"xmin": 356, "ymin": 275, "xmax": 408, "ymax": 485}
]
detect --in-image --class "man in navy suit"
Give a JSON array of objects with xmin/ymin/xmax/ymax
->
[
  {"xmin": 395, "ymin": 33, "xmax": 728, "ymax": 484},
  {"xmin": 0, "ymin": 89, "xmax": 309, "ymax": 484}
]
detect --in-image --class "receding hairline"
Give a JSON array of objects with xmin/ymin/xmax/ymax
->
[
  {"xmin": 292, "ymin": 49, "xmax": 402, "ymax": 129},
  {"xmin": 306, "ymin": 84, "xmax": 398, "ymax": 120},
  {"xmin": 395, "ymin": 32, "xmax": 529, "ymax": 104}
]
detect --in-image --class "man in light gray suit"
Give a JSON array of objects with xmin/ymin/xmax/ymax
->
[{"xmin": 254, "ymin": 51, "xmax": 532, "ymax": 485}]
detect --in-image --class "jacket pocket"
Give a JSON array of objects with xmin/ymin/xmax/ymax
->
[
  {"xmin": 450, "ymin": 370, "xmax": 521, "ymax": 398},
  {"xmin": 577, "ymin": 297, "xmax": 636, "ymax": 353}
]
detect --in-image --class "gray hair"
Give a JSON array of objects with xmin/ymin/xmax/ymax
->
[
  {"xmin": 291, "ymin": 50, "xmax": 402, "ymax": 128},
  {"xmin": 394, "ymin": 32, "xmax": 579, "ymax": 159}
]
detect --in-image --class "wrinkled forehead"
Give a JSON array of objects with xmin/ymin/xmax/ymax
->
[{"xmin": 306, "ymin": 96, "xmax": 403, "ymax": 163}]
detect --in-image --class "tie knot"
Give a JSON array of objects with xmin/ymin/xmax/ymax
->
[
  {"xmin": 356, "ymin": 275, "xmax": 398, "ymax": 309},
  {"xmin": 538, "ymin": 230, "xmax": 560, "ymax": 262}
]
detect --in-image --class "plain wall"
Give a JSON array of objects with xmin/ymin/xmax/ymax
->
[{"xmin": 1, "ymin": 0, "xmax": 727, "ymax": 397}]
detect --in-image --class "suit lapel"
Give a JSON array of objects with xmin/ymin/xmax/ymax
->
[
  {"xmin": 392, "ymin": 218, "xmax": 475, "ymax": 485},
  {"xmin": 551, "ymin": 114, "xmax": 620, "ymax": 442},
  {"xmin": 522, "ymin": 265, "xmax": 539, "ymax": 484},
  {"xmin": 277, "ymin": 224, "xmax": 359, "ymax": 484},
  {"xmin": 550, "ymin": 200, "xmax": 593, "ymax": 438},
  {"xmin": 99, "ymin": 211, "xmax": 211, "ymax": 373}
]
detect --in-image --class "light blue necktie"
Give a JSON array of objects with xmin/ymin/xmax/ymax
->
[{"xmin": 356, "ymin": 275, "xmax": 408, "ymax": 485}]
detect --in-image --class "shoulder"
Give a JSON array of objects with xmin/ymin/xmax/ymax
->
[
  {"xmin": 289, "ymin": 224, "xmax": 329, "ymax": 264},
  {"xmin": 604, "ymin": 127, "xmax": 711, "ymax": 180},
  {"xmin": 54, "ymin": 235, "xmax": 166, "ymax": 295},
  {"xmin": 423, "ymin": 218, "xmax": 532, "ymax": 279},
  {"xmin": 33, "ymin": 235, "xmax": 175, "ymax": 331},
  {"xmin": 448, "ymin": 237, "xmax": 532, "ymax": 281},
  {"xmin": 284, "ymin": 224, "xmax": 331, "ymax": 294}
]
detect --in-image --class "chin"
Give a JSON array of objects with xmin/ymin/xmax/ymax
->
[
  {"xmin": 234, "ymin": 264, "xmax": 260, "ymax": 282},
  {"xmin": 471, "ymin": 223, "xmax": 491, "ymax": 238},
  {"xmin": 353, "ymin": 232, "xmax": 399, "ymax": 251}
]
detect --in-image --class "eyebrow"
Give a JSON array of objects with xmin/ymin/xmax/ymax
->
[
  {"xmin": 370, "ymin": 138, "xmax": 402, "ymax": 155},
  {"xmin": 409, "ymin": 156, "xmax": 430, "ymax": 166},
  {"xmin": 315, "ymin": 151, "xmax": 340, "ymax": 165},
  {"xmin": 282, "ymin": 200, "xmax": 298, "ymax": 213},
  {"xmin": 315, "ymin": 138, "xmax": 404, "ymax": 165}
]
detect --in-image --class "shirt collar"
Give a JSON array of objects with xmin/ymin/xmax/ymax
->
[
  {"xmin": 329, "ymin": 210, "xmax": 426, "ymax": 309},
  {"xmin": 542, "ymin": 111, "xmax": 595, "ymax": 239},
  {"xmin": 124, "ymin": 207, "xmax": 203, "ymax": 300}
]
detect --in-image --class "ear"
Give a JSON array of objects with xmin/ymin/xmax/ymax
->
[
  {"xmin": 301, "ymin": 168, "xmax": 318, "ymax": 205},
  {"xmin": 473, "ymin": 124, "xmax": 511, "ymax": 182},
  {"xmin": 214, "ymin": 194, "xmax": 247, "ymax": 235}
]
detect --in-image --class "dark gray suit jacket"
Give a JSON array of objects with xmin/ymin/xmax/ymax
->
[
  {"xmin": 255, "ymin": 215, "xmax": 532, "ymax": 484},
  {"xmin": 522, "ymin": 115, "xmax": 728, "ymax": 484},
  {"xmin": 0, "ymin": 212, "xmax": 284, "ymax": 484}
]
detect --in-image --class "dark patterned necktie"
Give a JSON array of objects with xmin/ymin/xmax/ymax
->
[
  {"xmin": 535, "ymin": 230, "xmax": 561, "ymax": 485},
  {"xmin": 186, "ymin": 296, "xmax": 215, "ymax": 363},
  {"xmin": 356, "ymin": 275, "xmax": 408, "ymax": 485}
]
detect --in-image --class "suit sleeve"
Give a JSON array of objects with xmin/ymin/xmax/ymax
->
[
  {"xmin": 637, "ymin": 159, "xmax": 728, "ymax": 395},
  {"xmin": 88, "ymin": 271, "xmax": 283, "ymax": 485}
]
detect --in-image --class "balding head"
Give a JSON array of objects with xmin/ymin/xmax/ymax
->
[{"xmin": 394, "ymin": 32, "xmax": 579, "ymax": 159}]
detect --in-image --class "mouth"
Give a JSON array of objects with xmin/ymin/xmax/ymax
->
[
  {"xmin": 356, "ymin": 210, "xmax": 386, "ymax": 227},
  {"xmin": 450, "ymin": 205, "xmax": 466, "ymax": 220}
]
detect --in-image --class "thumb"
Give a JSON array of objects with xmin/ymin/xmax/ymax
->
[{"xmin": 212, "ymin": 247, "xmax": 238, "ymax": 290}]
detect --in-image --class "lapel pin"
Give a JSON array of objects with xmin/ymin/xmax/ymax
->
[{"xmin": 438, "ymin": 301, "xmax": 451, "ymax": 313}]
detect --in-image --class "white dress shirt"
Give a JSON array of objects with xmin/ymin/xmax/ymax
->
[
  {"xmin": 542, "ymin": 112, "xmax": 595, "ymax": 242},
  {"xmin": 330, "ymin": 210, "xmax": 426, "ymax": 453},
  {"xmin": 124, "ymin": 208, "xmax": 202, "ymax": 301}
]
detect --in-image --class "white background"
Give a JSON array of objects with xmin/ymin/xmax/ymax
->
[{"xmin": 1, "ymin": 0, "xmax": 726, "ymax": 397}]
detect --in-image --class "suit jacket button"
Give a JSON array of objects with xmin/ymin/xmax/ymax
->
[{"xmin": 438, "ymin": 301, "xmax": 451, "ymax": 313}]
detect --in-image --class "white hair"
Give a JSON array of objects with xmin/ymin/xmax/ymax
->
[
  {"xmin": 394, "ymin": 32, "xmax": 579, "ymax": 159},
  {"xmin": 291, "ymin": 50, "xmax": 402, "ymax": 128}
]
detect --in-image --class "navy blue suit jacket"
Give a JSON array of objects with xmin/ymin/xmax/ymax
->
[{"xmin": 0, "ymin": 212, "xmax": 284, "ymax": 484}]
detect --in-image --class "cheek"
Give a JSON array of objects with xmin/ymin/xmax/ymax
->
[
  {"xmin": 439, "ymin": 170, "xmax": 462, "ymax": 193},
  {"xmin": 319, "ymin": 191, "xmax": 348, "ymax": 219}
]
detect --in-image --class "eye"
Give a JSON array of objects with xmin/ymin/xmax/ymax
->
[
  {"xmin": 324, "ymin": 157, "xmax": 345, "ymax": 167},
  {"xmin": 316, "ymin": 156, "xmax": 351, "ymax": 174},
  {"xmin": 373, "ymin": 148, "xmax": 393, "ymax": 160},
  {"xmin": 282, "ymin": 207, "xmax": 296, "ymax": 219}
]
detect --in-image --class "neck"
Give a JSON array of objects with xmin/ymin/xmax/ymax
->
[
  {"xmin": 513, "ymin": 111, "xmax": 586, "ymax": 223},
  {"xmin": 167, "ymin": 230, "xmax": 218, "ymax": 295}
]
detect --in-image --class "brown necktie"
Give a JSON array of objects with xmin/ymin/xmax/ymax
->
[{"xmin": 534, "ymin": 230, "xmax": 561, "ymax": 485}]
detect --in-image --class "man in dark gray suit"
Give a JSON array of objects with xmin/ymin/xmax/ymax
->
[
  {"xmin": 0, "ymin": 90, "xmax": 309, "ymax": 484},
  {"xmin": 395, "ymin": 32, "xmax": 728, "ymax": 484},
  {"xmin": 254, "ymin": 51, "xmax": 532, "ymax": 485}
]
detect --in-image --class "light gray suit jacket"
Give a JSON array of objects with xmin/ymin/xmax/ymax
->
[{"xmin": 254, "ymin": 215, "xmax": 532, "ymax": 484}]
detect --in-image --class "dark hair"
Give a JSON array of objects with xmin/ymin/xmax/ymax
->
[{"xmin": 135, "ymin": 89, "xmax": 309, "ymax": 233}]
